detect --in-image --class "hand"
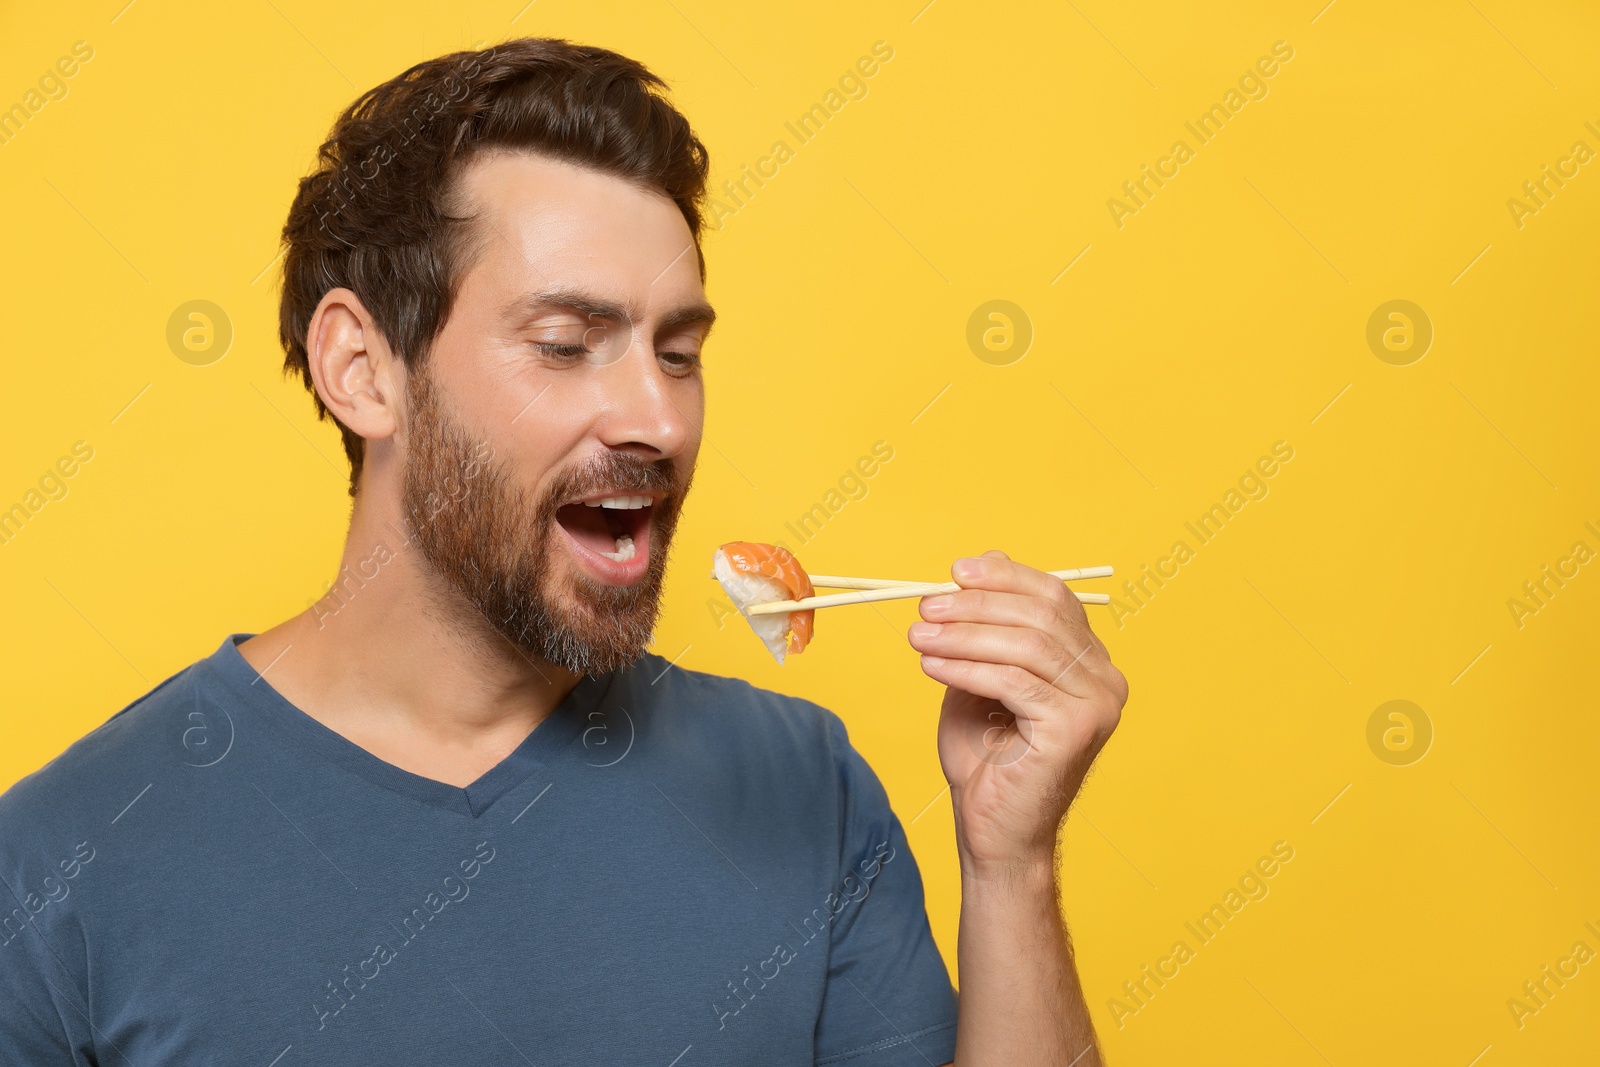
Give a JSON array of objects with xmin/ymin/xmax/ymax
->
[{"xmin": 907, "ymin": 550, "xmax": 1128, "ymax": 878}]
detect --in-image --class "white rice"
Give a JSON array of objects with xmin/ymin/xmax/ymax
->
[{"xmin": 713, "ymin": 548, "xmax": 796, "ymax": 664}]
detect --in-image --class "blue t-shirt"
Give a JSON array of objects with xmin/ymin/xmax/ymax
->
[{"xmin": 0, "ymin": 634, "xmax": 959, "ymax": 1065}]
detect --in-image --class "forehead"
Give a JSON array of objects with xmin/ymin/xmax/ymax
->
[{"xmin": 451, "ymin": 149, "xmax": 703, "ymax": 309}]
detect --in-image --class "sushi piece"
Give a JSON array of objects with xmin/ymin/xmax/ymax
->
[{"xmin": 713, "ymin": 542, "xmax": 815, "ymax": 663}]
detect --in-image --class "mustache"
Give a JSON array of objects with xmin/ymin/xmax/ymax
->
[{"xmin": 546, "ymin": 452, "xmax": 681, "ymax": 507}]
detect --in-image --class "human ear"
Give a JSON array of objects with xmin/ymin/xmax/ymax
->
[{"xmin": 305, "ymin": 287, "xmax": 403, "ymax": 449}]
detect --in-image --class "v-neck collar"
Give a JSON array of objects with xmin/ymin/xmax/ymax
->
[{"xmin": 205, "ymin": 632, "xmax": 617, "ymax": 818}]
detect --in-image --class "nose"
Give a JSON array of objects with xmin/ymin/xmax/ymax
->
[{"xmin": 590, "ymin": 341, "xmax": 700, "ymax": 461}]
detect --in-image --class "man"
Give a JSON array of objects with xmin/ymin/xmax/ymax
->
[{"xmin": 0, "ymin": 38, "xmax": 1126, "ymax": 1065}]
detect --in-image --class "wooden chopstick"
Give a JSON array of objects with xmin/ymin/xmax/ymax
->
[
  {"xmin": 748, "ymin": 584, "xmax": 1111, "ymax": 614},
  {"xmin": 705, "ymin": 566, "xmax": 1114, "ymax": 589},
  {"xmin": 740, "ymin": 566, "xmax": 1116, "ymax": 615},
  {"xmin": 807, "ymin": 566, "xmax": 1114, "ymax": 589}
]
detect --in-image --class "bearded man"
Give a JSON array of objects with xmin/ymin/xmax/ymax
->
[{"xmin": 0, "ymin": 37, "xmax": 1127, "ymax": 1067}]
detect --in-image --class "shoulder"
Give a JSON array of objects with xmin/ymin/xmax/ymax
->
[
  {"xmin": 0, "ymin": 655, "xmax": 205, "ymax": 849},
  {"xmin": 626, "ymin": 651, "xmax": 847, "ymax": 738},
  {"xmin": 617, "ymin": 651, "xmax": 857, "ymax": 781}
]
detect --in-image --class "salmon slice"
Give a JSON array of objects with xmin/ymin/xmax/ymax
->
[{"xmin": 713, "ymin": 542, "xmax": 815, "ymax": 662}]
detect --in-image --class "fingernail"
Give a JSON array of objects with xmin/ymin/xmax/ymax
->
[
  {"xmin": 923, "ymin": 594, "xmax": 953, "ymax": 613},
  {"xmin": 953, "ymin": 558, "xmax": 981, "ymax": 580},
  {"xmin": 908, "ymin": 622, "xmax": 942, "ymax": 640},
  {"xmin": 921, "ymin": 655, "xmax": 946, "ymax": 668}
]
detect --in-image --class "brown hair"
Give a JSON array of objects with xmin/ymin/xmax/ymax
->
[{"xmin": 277, "ymin": 38, "xmax": 711, "ymax": 497}]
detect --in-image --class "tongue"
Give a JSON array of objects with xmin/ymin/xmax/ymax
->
[{"xmin": 556, "ymin": 503, "xmax": 625, "ymax": 554}]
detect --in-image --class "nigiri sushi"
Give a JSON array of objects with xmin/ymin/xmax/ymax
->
[{"xmin": 712, "ymin": 542, "xmax": 815, "ymax": 663}]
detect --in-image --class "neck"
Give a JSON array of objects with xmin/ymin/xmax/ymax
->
[{"xmin": 237, "ymin": 485, "xmax": 583, "ymax": 784}]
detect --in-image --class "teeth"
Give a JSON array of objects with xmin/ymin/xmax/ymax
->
[
  {"xmin": 599, "ymin": 534, "xmax": 636, "ymax": 562},
  {"xmin": 582, "ymin": 495, "xmax": 651, "ymax": 510}
]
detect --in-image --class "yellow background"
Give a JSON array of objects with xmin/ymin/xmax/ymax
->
[{"xmin": 2, "ymin": 0, "xmax": 1597, "ymax": 1062}]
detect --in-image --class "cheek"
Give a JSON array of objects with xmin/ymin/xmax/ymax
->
[
  {"xmin": 683, "ymin": 414, "xmax": 705, "ymax": 459},
  {"xmin": 679, "ymin": 382, "xmax": 706, "ymax": 442},
  {"xmin": 491, "ymin": 397, "xmax": 589, "ymax": 500},
  {"xmin": 675, "ymin": 414, "xmax": 705, "ymax": 491}
]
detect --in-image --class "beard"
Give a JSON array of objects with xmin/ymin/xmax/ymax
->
[{"xmin": 399, "ymin": 363, "xmax": 691, "ymax": 676}]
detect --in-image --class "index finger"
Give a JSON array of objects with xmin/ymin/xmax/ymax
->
[{"xmin": 950, "ymin": 549, "xmax": 1086, "ymax": 618}]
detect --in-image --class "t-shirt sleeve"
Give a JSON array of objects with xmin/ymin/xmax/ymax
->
[
  {"xmin": 813, "ymin": 710, "xmax": 959, "ymax": 1067},
  {"xmin": 0, "ymin": 872, "xmax": 96, "ymax": 1065}
]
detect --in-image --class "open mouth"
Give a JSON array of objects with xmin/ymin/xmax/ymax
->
[{"xmin": 554, "ymin": 493, "xmax": 657, "ymax": 566}]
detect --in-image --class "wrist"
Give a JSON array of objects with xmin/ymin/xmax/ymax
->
[{"xmin": 959, "ymin": 851, "xmax": 1058, "ymax": 895}]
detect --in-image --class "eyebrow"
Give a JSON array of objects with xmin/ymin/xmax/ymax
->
[{"xmin": 500, "ymin": 286, "xmax": 717, "ymax": 336}]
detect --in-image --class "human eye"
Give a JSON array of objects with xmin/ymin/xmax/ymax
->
[
  {"xmin": 528, "ymin": 317, "xmax": 608, "ymax": 361},
  {"xmin": 657, "ymin": 325, "xmax": 706, "ymax": 376},
  {"xmin": 659, "ymin": 349, "xmax": 702, "ymax": 375},
  {"xmin": 534, "ymin": 342, "xmax": 589, "ymax": 359}
]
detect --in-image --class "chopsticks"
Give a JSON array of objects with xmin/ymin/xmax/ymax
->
[
  {"xmin": 708, "ymin": 566, "xmax": 1116, "ymax": 616},
  {"xmin": 808, "ymin": 567, "xmax": 1113, "ymax": 589}
]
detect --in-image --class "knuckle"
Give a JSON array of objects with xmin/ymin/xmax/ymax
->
[
  {"xmin": 1068, "ymin": 718, "xmax": 1100, "ymax": 753},
  {"xmin": 1010, "ymin": 666, "xmax": 1055, "ymax": 705},
  {"xmin": 1098, "ymin": 701, "xmax": 1123, "ymax": 745},
  {"xmin": 1022, "ymin": 627, "xmax": 1054, "ymax": 661},
  {"xmin": 1102, "ymin": 683, "xmax": 1125, "ymax": 722}
]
